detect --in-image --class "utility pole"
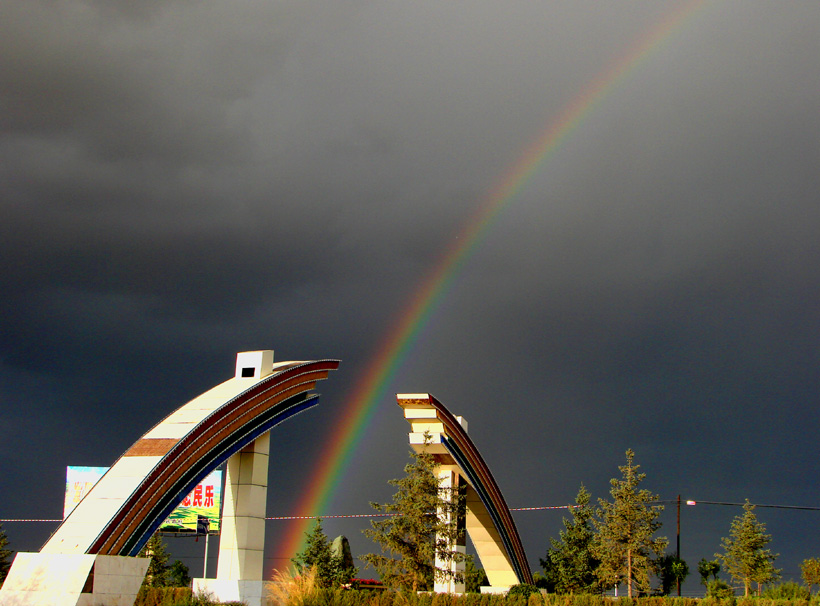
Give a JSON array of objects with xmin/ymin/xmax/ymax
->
[{"xmin": 676, "ymin": 494, "xmax": 681, "ymax": 597}]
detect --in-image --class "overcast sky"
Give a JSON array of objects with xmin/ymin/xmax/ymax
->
[{"xmin": 2, "ymin": 0, "xmax": 819, "ymax": 593}]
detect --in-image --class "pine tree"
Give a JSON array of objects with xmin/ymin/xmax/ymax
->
[
  {"xmin": 801, "ymin": 558, "xmax": 820, "ymax": 594},
  {"xmin": 717, "ymin": 500, "xmax": 780, "ymax": 597},
  {"xmin": 0, "ymin": 522, "xmax": 13, "ymax": 586},
  {"xmin": 464, "ymin": 555, "xmax": 489, "ymax": 593},
  {"xmin": 592, "ymin": 449, "xmax": 667, "ymax": 597},
  {"xmin": 292, "ymin": 519, "xmax": 355, "ymax": 587},
  {"xmin": 167, "ymin": 560, "xmax": 191, "ymax": 587},
  {"xmin": 541, "ymin": 484, "xmax": 600, "ymax": 594},
  {"xmin": 139, "ymin": 533, "xmax": 171, "ymax": 587},
  {"xmin": 362, "ymin": 435, "xmax": 465, "ymax": 591}
]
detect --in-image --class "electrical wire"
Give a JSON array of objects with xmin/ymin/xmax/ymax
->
[{"xmin": 4, "ymin": 498, "xmax": 819, "ymax": 523}]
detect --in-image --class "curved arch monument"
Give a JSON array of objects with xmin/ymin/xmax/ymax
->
[{"xmin": 1, "ymin": 351, "xmax": 339, "ymax": 606}]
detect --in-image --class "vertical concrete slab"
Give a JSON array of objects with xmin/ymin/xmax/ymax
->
[
  {"xmin": 434, "ymin": 467, "xmax": 466, "ymax": 594},
  {"xmin": 194, "ymin": 432, "xmax": 270, "ymax": 606},
  {"xmin": 217, "ymin": 432, "xmax": 269, "ymax": 580}
]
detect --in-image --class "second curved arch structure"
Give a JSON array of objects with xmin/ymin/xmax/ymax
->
[{"xmin": 397, "ymin": 393, "xmax": 532, "ymax": 591}]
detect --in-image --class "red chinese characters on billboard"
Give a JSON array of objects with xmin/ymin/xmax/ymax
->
[
  {"xmin": 161, "ymin": 470, "xmax": 222, "ymax": 532},
  {"xmin": 64, "ymin": 467, "xmax": 222, "ymax": 533}
]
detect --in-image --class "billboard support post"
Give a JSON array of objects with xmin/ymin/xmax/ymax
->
[
  {"xmin": 197, "ymin": 515, "xmax": 211, "ymax": 578},
  {"xmin": 204, "ymin": 532, "xmax": 210, "ymax": 578}
]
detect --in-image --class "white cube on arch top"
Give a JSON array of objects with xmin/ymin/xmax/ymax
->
[{"xmin": 234, "ymin": 350, "xmax": 274, "ymax": 380}]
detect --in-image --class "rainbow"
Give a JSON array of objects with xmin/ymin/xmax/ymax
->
[{"xmin": 275, "ymin": 0, "xmax": 707, "ymax": 565}]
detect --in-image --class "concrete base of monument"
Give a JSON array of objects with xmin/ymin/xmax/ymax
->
[
  {"xmin": 193, "ymin": 578, "xmax": 265, "ymax": 606},
  {"xmin": 0, "ymin": 552, "xmax": 149, "ymax": 606},
  {"xmin": 480, "ymin": 586, "xmax": 513, "ymax": 594}
]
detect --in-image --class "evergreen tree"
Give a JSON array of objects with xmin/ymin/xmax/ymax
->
[
  {"xmin": 535, "ymin": 561, "xmax": 558, "ymax": 593},
  {"xmin": 362, "ymin": 435, "xmax": 465, "ymax": 591},
  {"xmin": 716, "ymin": 499, "xmax": 780, "ymax": 597},
  {"xmin": 464, "ymin": 555, "xmax": 489, "ymax": 593},
  {"xmin": 139, "ymin": 533, "xmax": 171, "ymax": 587},
  {"xmin": 801, "ymin": 558, "xmax": 820, "ymax": 594},
  {"xmin": 0, "ymin": 522, "xmax": 13, "ymax": 586},
  {"xmin": 541, "ymin": 485, "xmax": 600, "ymax": 594},
  {"xmin": 167, "ymin": 559, "xmax": 191, "ymax": 587},
  {"xmin": 292, "ymin": 518, "xmax": 355, "ymax": 587},
  {"xmin": 592, "ymin": 449, "xmax": 667, "ymax": 597},
  {"xmin": 751, "ymin": 556, "xmax": 781, "ymax": 595}
]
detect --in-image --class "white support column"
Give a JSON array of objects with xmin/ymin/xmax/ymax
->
[
  {"xmin": 194, "ymin": 433, "xmax": 270, "ymax": 606},
  {"xmin": 434, "ymin": 467, "xmax": 466, "ymax": 594}
]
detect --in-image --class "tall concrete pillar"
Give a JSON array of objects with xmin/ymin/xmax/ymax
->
[
  {"xmin": 217, "ymin": 433, "xmax": 270, "ymax": 581},
  {"xmin": 434, "ymin": 467, "xmax": 466, "ymax": 594},
  {"xmin": 194, "ymin": 351, "xmax": 275, "ymax": 606},
  {"xmin": 194, "ymin": 434, "xmax": 270, "ymax": 606}
]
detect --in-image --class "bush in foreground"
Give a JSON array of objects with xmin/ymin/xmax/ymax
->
[{"xmin": 135, "ymin": 587, "xmax": 244, "ymax": 606}]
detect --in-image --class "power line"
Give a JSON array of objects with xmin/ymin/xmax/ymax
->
[
  {"xmin": 0, "ymin": 519, "xmax": 62, "ymax": 523},
  {"xmin": 681, "ymin": 500, "xmax": 820, "ymax": 512},
  {"xmin": 265, "ymin": 513, "xmax": 397, "ymax": 520},
  {"xmin": 4, "ymin": 498, "xmax": 819, "ymax": 524},
  {"xmin": 264, "ymin": 505, "xmax": 578, "ymax": 520}
]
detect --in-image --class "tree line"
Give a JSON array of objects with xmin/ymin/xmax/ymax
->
[
  {"xmin": 528, "ymin": 449, "xmax": 809, "ymax": 598},
  {"xmin": 290, "ymin": 444, "xmax": 818, "ymax": 598},
  {"xmin": 4, "ymin": 444, "xmax": 818, "ymax": 600},
  {"xmin": 536, "ymin": 450, "xmax": 820, "ymax": 598}
]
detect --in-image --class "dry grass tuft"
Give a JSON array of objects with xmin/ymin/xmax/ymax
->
[{"xmin": 266, "ymin": 567, "xmax": 320, "ymax": 606}]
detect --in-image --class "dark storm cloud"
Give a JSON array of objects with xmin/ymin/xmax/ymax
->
[{"xmin": 2, "ymin": 0, "xmax": 819, "ymax": 590}]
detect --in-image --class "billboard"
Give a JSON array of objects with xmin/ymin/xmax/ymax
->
[
  {"xmin": 64, "ymin": 466, "xmax": 223, "ymax": 533},
  {"xmin": 160, "ymin": 469, "xmax": 222, "ymax": 532},
  {"xmin": 64, "ymin": 466, "xmax": 108, "ymax": 518}
]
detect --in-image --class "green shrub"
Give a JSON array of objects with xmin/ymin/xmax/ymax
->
[
  {"xmin": 134, "ymin": 586, "xmax": 192, "ymax": 606},
  {"xmin": 156, "ymin": 587, "xmax": 820, "ymax": 606},
  {"xmin": 706, "ymin": 579, "xmax": 735, "ymax": 600},
  {"xmin": 508, "ymin": 585, "xmax": 540, "ymax": 600},
  {"xmin": 432, "ymin": 592, "xmax": 454, "ymax": 606},
  {"xmin": 528, "ymin": 592, "xmax": 544, "ymax": 606},
  {"xmin": 762, "ymin": 582, "xmax": 812, "ymax": 601},
  {"xmin": 133, "ymin": 586, "xmax": 249, "ymax": 606},
  {"xmin": 477, "ymin": 591, "xmax": 494, "ymax": 606}
]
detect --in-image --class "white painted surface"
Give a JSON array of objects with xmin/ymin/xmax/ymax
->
[
  {"xmin": 0, "ymin": 553, "xmax": 148, "ymax": 606},
  {"xmin": 193, "ymin": 578, "xmax": 264, "ymax": 606},
  {"xmin": 235, "ymin": 350, "xmax": 274, "ymax": 380},
  {"xmin": 215, "ymin": 433, "xmax": 269, "ymax": 582},
  {"xmin": 43, "ymin": 356, "xmax": 269, "ymax": 555}
]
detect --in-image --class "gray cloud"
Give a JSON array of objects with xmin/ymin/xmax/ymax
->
[{"xmin": 2, "ymin": 0, "xmax": 819, "ymax": 589}]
